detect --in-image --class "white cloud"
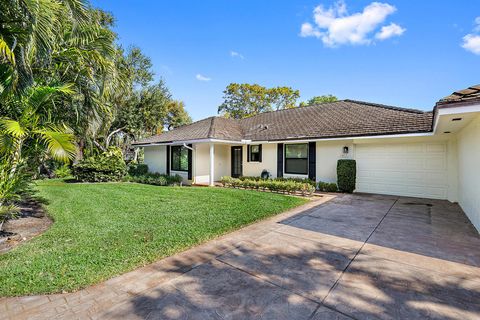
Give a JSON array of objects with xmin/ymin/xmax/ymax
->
[
  {"xmin": 462, "ymin": 34, "xmax": 480, "ymax": 55},
  {"xmin": 230, "ymin": 51, "xmax": 245, "ymax": 59},
  {"xmin": 300, "ymin": 1, "xmax": 405, "ymax": 47},
  {"xmin": 462, "ymin": 17, "xmax": 480, "ymax": 55},
  {"xmin": 195, "ymin": 74, "xmax": 211, "ymax": 81},
  {"xmin": 375, "ymin": 23, "xmax": 406, "ymax": 40}
]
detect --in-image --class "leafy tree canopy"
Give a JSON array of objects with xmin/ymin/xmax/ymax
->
[
  {"xmin": 299, "ymin": 95, "xmax": 338, "ymax": 107},
  {"xmin": 218, "ymin": 83, "xmax": 300, "ymax": 119}
]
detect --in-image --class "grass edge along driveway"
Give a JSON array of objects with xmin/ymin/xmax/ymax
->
[{"xmin": 0, "ymin": 180, "xmax": 307, "ymax": 296}]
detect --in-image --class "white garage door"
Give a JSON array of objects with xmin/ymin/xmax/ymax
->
[{"xmin": 355, "ymin": 142, "xmax": 449, "ymax": 199}]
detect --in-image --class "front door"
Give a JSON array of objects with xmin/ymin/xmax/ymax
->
[{"xmin": 231, "ymin": 146, "xmax": 243, "ymax": 178}]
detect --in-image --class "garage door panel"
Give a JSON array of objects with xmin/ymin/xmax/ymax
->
[{"xmin": 355, "ymin": 142, "xmax": 449, "ymax": 199}]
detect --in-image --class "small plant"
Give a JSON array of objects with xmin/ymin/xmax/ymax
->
[
  {"xmin": 0, "ymin": 204, "xmax": 20, "ymax": 232},
  {"xmin": 337, "ymin": 159, "xmax": 356, "ymax": 193},
  {"xmin": 317, "ymin": 181, "xmax": 338, "ymax": 192},
  {"xmin": 54, "ymin": 165, "xmax": 72, "ymax": 178},
  {"xmin": 0, "ymin": 160, "xmax": 29, "ymax": 231}
]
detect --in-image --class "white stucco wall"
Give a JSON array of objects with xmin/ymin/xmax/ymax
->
[
  {"xmin": 316, "ymin": 141, "xmax": 353, "ymax": 183},
  {"xmin": 143, "ymin": 145, "xmax": 167, "ymax": 174},
  {"xmin": 194, "ymin": 143, "xmax": 210, "ymax": 184},
  {"xmin": 243, "ymin": 144, "xmax": 278, "ymax": 178},
  {"xmin": 214, "ymin": 144, "xmax": 230, "ymax": 181},
  {"xmin": 457, "ymin": 114, "xmax": 480, "ymax": 231}
]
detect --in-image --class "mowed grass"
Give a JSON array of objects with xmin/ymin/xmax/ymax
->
[{"xmin": 0, "ymin": 180, "xmax": 307, "ymax": 296}]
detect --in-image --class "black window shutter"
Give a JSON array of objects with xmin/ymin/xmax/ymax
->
[
  {"xmin": 166, "ymin": 145, "xmax": 170, "ymax": 175},
  {"xmin": 308, "ymin": 142, "xmax": 316, "ymax": 181},
  {"xmin": 247, "ymin": 145, "xmax": 250, "ymax": 162},
  {"xmin": 187, "ymin": 144, "xmax": 192, "ymax": 180},
  {"xmin": 277, "ymin": 143, "xmax": 283, "ymax": 178},
  {"xmin": 258, "ymin": 144, "xmax": 262, "ymax": 162}
]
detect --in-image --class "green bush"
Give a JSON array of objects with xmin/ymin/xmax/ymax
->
[
  {"xmin": 337, "ymin": 159, "xmax": 356, "ymax": 193},
  {"xmin": 54, "ymin": 165, "xmax": 72, "ymax": 178},
  {"xmin": 127, "ymin": 172, "xmax": 183, "ymax": 186},
  {"xmin": 220, "ymin": 176, "xmax": 315, "ymax": 196},
  {"xmin": 73, "ymin": 147, "xmax": 127, "ymax": 182},
  {"xmin": 128, "ymin": 163, "xmax": 149, "ymax": 176},
  {"xmin": 317, "ymin": 181, "xmax": 338, "ymax": 192}
]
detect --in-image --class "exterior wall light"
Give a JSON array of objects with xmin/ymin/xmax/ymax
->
[{"xmin": 343, "ymin": 146, "xmax": 349, "ymax": 154}]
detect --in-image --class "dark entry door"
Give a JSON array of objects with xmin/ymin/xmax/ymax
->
[{"xmin": 231, "ymin": 146, "xmax": 243, "ymax": 178}]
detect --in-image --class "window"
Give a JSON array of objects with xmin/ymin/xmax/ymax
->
[
  {"xmin": 171, "ymin": 146, "xmax": 189, "ymax": 171},
  {"xmin": 284, "ymin": 144, "xmax": 308, "ymax": 175},
  {"xmin": 249, "ymin": 145, "xmax": 261, "ymax": 162}
]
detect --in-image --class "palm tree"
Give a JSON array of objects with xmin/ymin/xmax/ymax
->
[
  {"xmin": 0, "ymin": 0, "xmax": 88, "ymax": 93},
  {"xmin": 0, "ymin": 84, "xmax": 76, "ymax": 230}
]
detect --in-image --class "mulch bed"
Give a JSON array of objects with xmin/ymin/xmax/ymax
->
[{"xmin": 0, "ymin": 199, "xmax": 52, "ymax": 254}]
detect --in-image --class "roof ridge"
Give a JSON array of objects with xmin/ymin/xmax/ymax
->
[
  {"xmin": 207, "ymin": 117, "xmax": 216, "ymax": 138},
  {"xmin": 343, "ymin": 99, "xmax": 427, "ymax": 114}
]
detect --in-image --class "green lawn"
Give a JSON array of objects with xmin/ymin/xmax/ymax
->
[{"xmin": 0, "ymin": 180, "xmax": 306, "ymax": 296}]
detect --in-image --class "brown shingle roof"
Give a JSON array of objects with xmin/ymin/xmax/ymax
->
[
  {"xmin": 437, "ymin": 84, "xmax": 480, "ymax": 106},
  {"xmin": 134, "ymin": 100, "xmax": 433, "ymax": 145},
  {"xmin": 134, "ymin": 117, "xmax": 243, "ymax": 145}
]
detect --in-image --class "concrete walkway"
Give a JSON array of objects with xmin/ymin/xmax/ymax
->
[{"xmin": 2, "ymin": 193, "xmax": 480, "ymax": 319}]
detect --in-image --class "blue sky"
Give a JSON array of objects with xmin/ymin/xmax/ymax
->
[{"xmin": 93, "ymin": 1, "xmax": 480, "ymax": 121}]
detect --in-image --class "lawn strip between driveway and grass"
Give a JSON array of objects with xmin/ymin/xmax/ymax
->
[{"xmin": 0, "ymin": 180, "xmax": 307, "ymax": 297}]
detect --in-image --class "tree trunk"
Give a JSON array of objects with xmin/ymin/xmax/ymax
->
[{"xmin": 75, "ymin": 139, "xmax": 85, "ymax": 163}]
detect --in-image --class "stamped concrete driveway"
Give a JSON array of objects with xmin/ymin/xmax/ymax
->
[{"xmin": 2, "ymin": 194, "xmax": 480, "ymax": 320}]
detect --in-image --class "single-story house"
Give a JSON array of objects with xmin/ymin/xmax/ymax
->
[{"xmin": 133, "ymin": 84, "xmax": 480, "ymax": 231}]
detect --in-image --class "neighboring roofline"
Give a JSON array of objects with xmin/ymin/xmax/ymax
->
[
  {"xmin": 432, "ymin": 101, "xmax": 480, "ymax": 134},
  {"xmin": 435, "ymin": 99, "xmax": 480, "ymax": 109}
]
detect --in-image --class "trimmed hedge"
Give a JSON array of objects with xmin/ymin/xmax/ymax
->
[
  {"xmin": 73, "ymin": 148, "xmax": 127, "ymax": 182},
  {"xmin": 337, "ymin": 159, "xmax": 356, "ymax": 193},
  {"xmin": 128, "ymin": 163, "xmax": 149, "ymax": 176},
  {"xmin": 221, "ymin": 176, "xmax": 315, "ymax": 196},
  {"xmin": 317, "ymin": 181, "xmax": 338, "ymax": 192},
  {"xmin": 126, "ymin": 173, "xmax": 183, "ymax": 186},
  {"xmin": 238, "ymin": 176, "xmax": 316, "ymax": 187}
]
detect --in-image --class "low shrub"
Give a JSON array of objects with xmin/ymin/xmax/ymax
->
[
  {"xmin": 127, "ymin": 172, "xmax": 183, "ymax": 186},
  {"xmin": 54, "ymin": 165, "xmax": 72, "ymax": 178},
  {"xmin": 317, "ymin": 181, "xmax": 338, "ymax": 192},
  {"xmin": 237, "ymin": 176, "xmax": 316, "ymax": 187},
  {"xmin": 275, "ymin": 177, "xmax": 316, "ymax": 187},
  {"xmin": 73, "ymin": 147, "xmax": 127, "ymax": 182},
  {"xmin": 128, "ymin": 163, "xmax": 149, "ymax": 176},
  {"xmin": 220, "ymin": 176, "xmax": 315, "ymax": 196},
  {"xmin": 337, "ymin": 159, "xmax": 356, "ymax": 193}
]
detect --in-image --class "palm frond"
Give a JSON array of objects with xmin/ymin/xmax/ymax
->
[
  {"xmin": 0, "ymin": 119, "xmax": 26, "ymax": 138},
  {"xmin": 0, "ymin": 38, "xmax": 16, "ymax": 65},
  {"xmin": 35, "ymin": 125, "xmax": 76, "ymax": 162},
  {"xmin": 27, "ymin": 84, "xmax": 74, "ymax": 111}
]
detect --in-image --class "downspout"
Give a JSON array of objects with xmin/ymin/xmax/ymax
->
[{"xmin": 182, "ymin": 143, "xmax": 194, "ymax": 151}]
